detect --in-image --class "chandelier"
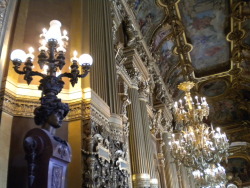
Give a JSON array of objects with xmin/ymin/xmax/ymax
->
[
  {"xmin": 169, "ymin": 81, "xmax": 229, "ymax": 183},
  {"xmin": 192, "ymin": 163, "xmax": 227, "ymax": 188}
]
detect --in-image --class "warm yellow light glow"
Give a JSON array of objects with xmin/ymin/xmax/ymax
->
[
  {"xmin": 63, "ymin": 30, "xmax": 68, "ymax": 36},
  {"xmin": 73, "ymin": 50, "xmax": 78, "ymax": 57},
  {"xmin": 28, "ymin": 47, "xmax": 34, "ymax": 54},
  {"xmin": 10, "ymin": 49, "xmax": 27, "ymax": 62},
  {"xmin": 42, "ymin": 28, "xmax": 47, "ymax": 34},
  {"xmin": 132, "ymin": 174, "xmax": 150, "ymax": 181},
  {"xmin": 83, "ymin": 87, "xmax": 91, "ymax": 100},
  {"xmin": 150, "ymin": 179, "xmax": 158, "ymax": 184}
]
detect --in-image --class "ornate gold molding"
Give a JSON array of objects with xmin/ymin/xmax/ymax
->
[{"xmin": 0, "ymin": 89, "xmax": 39, "ymax": 117}]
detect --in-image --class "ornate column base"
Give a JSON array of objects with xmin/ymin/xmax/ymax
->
[
  {"xmin": 150, "ymin": 178, "xmax": 159, "ymax": 188},
  {"xmin": 132, "ymin": 173, "xmax": 151, "ymax": 188}
]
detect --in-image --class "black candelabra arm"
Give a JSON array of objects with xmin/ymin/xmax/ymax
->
[
  {"xmin": 58, "ymin": 60, "xmax": 91, "ymax": 87},
  {"xmin": 12, "ymin": 57, "xmax": 45, "ymax": 85}
]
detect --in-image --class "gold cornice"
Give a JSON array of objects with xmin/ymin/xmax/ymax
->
[
  {"xmin": 156, "ymin": 0, "xmax": 194, "ymax": 81},
  {"xmin": 117, "ymin": 0, "xmax": 173, "ymax": 104}
]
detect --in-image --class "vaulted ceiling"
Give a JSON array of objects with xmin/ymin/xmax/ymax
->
[{"xmin": 127, "ymin": 0, "xmax": 250, "ymax": 184}]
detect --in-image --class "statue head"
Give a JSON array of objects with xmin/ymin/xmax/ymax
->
[{"xmin": 34, "ymin": 98, "xmax": 69, "ymax": 129}]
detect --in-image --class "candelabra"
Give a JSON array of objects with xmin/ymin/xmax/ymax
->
[
  {"xmin": 192, "ymin": 163, "xmax": 227, "ymax": 188},
  {"xmin": 10, "ymin": 20, "xmax": 93, "ymax": 188},
  {"xmin": 169, "ymin": 81, "xmax": 229, "ymax": 174},
  {"xmin": 10, "ymin": 20, "xmax": 93, "ymax": 132}
]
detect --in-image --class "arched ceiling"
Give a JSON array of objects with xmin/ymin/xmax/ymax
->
[
  {"xmin": 128, "ymin": 1, "xmax": 250, "ymax": 106},
  {"xmin": 126, "ymin": 0, "xmax": 250, "ymax": 184}
]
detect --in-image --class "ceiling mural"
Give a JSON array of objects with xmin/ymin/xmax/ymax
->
[
  {"xmin": 179, "ymin": 0, "xmax": 230, "ymax": 76},
  {"xmin": 226, "ymin": 157, "xmax": 250, "ymax": 186},
  {"xmin": 241, "ymin": 18, "xmax": 250, "ymax": 81},
  {"xmin": 199, "ymin": 78, "xmax": 228, "ymax": 98},
  {"xmin": 243, "ymin": 19, "xmax": 250, "ymax": 47},
  {"xmin": 151, "ymin": 24, "xmax": 172, "ymax": 51},
  {"xmin": 208, "ymin": 89, "xmax": 250, "ymax": 125},
  {"xmin": 127, "ymin": 0, "xmax": 250, "ymax": 128},
  {"xmin": 128, "ymin": 0, "xmax": 165, "ymax": 42}
]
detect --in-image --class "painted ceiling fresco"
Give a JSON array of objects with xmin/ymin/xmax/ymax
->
[
  {"xmin": 242, "ymin": 18, "xmax": 250, "ymax": 81},
  {"xmin": 128, "ymin": 0, "xmax": 165, "ymax": 42},
  {"xmin": 127, "ymin": 0, "xmax": 250, "ymax": 184},
  {"xmin": 179, "ymin": 0, "xmax": 230, "ymax": 75}
]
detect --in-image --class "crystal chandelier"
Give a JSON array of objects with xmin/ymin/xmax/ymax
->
[
  {"xmin": 192, "ymin": 163, "xmax": 227, "ymax": 188},
  {"xmin": 169, "ymin": 81, "xmax": 229, "ymax": 171}
]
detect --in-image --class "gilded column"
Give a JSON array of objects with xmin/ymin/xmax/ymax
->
[
  {"xmin": 81, "ymin": 1, "xmax": 129, "ymax": 187},
  {"xmin": 86, "ymin": 0, "xmax": 119, "ymax": 114},
  {"xmin": 127, "ymin": 87, "xmax": 150, "ymax": 188},
  {"xmin": 138, "ymin": 80, "xmax": 158, "ymax": 188},
  {"xmin": 162, "ymin": 133, "xmax": 180, "ymax": 188}
]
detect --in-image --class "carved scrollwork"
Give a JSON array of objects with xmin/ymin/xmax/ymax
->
[
  {"xmin": 151, "ymin": 109, "xmax": 163, "ymax": 135},
  {"xmin": 125, "ymin": 63, "xmax": 141, "ymax": 87},
  {"xmin": 227, "ymin": 30, "xmax": 245, "ymax": 42},
  {"xmin": 154, "ymin": 77, "xmax": 167, "ymax": 104},
  {"xmin": 123, "ymin": 16, "xmax": 139, "ymax": 47},
  {"xmin": 82, "ymin": 119, "xmax": 129, "ymax": 188},
  {"xmin": 138, "ymin": 80, "xmax": 149, "ymax": 101}
]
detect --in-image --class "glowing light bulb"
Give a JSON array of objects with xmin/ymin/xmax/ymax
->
[
  {"xmin": 42, "ymin": 28, "xmax": 47, "ymax": 34},
  {"xmin": 71, "ymin": 50, "xmax": 78, "ymax": 62},
  {"xmin": 78, "ymin": 54, "xmax": 93, "ymax": 66},
  {"xmin": 28, "ymin": 47, "xmax": 34, "ymax": 54},
  {"xmin": 73, "ymin": 50, "xmax": 77, "ymax": 57},
  {"xmin": 63, "ymin": 30, "xmax": 67, "ymax": 36},
  {"xmin": 10, "ymin": 49, "xmax": 27, "ymax": 62},
  {"xmin": 27, "ymin": 47, "xmax": 35, "ymax": 60},
  {"xmin": 39, "ymin": 39, "xmax": 48, "ymax": 51},
  {"xmin": 45, "ymin": 20, "xmax": 62, "ymax": 42}
]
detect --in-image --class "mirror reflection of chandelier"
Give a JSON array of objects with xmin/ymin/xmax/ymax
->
[
  {"xmin": 192, "ymin": 163, "xmax": 227, "ymax": 188},
  {"xmin": 169, "ymin": 81, "xmax": 229, "ymax": 186}
]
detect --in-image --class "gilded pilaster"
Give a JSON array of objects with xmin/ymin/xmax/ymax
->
[
  {"xmin": 138, "ymin": 80, "xmax": 158, "ymax": 188},
  {"xmin": 162, "ymin": 133, "xmax": 180, "ymax": 188},
  {"xmin": 87, "ymin": 0, "xmax": 119, "ymax": 114},
  {"xmin": 128, "ymin": 87, "xmax": 150, "ymax": 188}
]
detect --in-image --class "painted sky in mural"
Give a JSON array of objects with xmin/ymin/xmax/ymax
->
[
  {"xmin": 129, "ymin": 0, "xmax": 165, "ymax": 41},
  {"xmin": 179, "ymin": 0, "xmax": 229, "ymax": 74},
  {"xmin": 156, "ymin": 40, "xmax": 182, "ymax": 98},
  {"xmin": 200, "ymin": 79, "xmax": 228, "ymax": 97},
  {"xmin": 151, "ymin": 24, "xmax": 172, "ymax": 51},
  {"xmin": 226, "ymin": 158, "xmax": 250, "ymax": 184}
]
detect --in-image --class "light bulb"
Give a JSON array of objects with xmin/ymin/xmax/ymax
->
[
  {"xmin": 63, "ymin": 30, "xmax": 68, "ymax": 36},
  {"xmin": 10, "ymin": 49, "xmax": 27, "ymax": 62},
  {"xmin": 28, "ymin": 47, "xmax": 34, "ymax": 54},
  {"xmin": 73, "ymin": 50, "xmax": 77, "ymax": 57},
  {"xmin": 78, "ymin": 54, "xmax": 93, "ymax": 66},
  {"xmin": 45, "ymin": 20, "xmax": 62, "ymax": 42},
  {"xmin": 42, "ymin": 28, "xmax": 47, "ymax": 34},
  {"xmin": 27, "ymin": 47, "xmax": 35, "ymax": 59},
  {"xmin": 71, "ymin": 50, "xmax": 78, "ymax": 62}
]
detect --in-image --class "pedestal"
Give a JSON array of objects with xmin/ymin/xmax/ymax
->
[{"xmin": 23, "ymin": 128, "xmax": 71, "ymax": 188}]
